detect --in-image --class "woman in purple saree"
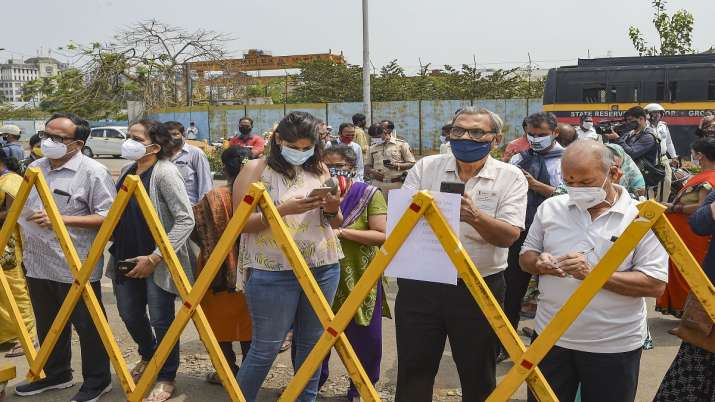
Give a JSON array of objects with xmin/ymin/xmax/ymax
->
[{"xmin": 319, "ymin": 144, "xmax": 391, "ymax": 401}]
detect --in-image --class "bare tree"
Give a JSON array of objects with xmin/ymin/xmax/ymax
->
[{"xmin": 72, "ymin": 19, "xmax": 232, "ymax": 109}]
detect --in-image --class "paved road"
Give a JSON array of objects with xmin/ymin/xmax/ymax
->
[{"xmin": 0, "ymin": 157, "xmax": 681, "ymax": 401}]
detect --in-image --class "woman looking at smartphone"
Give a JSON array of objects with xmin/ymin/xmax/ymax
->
[
  {"xmin": 232, "ymin": 111, "xmax": 343, "ymax": 402},
  {"xmin": 106, "ymin": 120, "xmax": 195, "ymax": 402}
]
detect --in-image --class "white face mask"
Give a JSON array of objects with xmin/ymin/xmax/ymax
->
[
  {"xmin": 40, "ymin": 138, "xmax": 72, "ymax": 160},
  {"xmin": 121, "ymin": 139, "xmax": 152, "ymax": 161},
  {"xmin": 582, "ymin": 121, "xmax": 594, "ymax": 130},
  {"xmin": 565, "ymin": 176, "xmax": 609, "ymax": 211}
]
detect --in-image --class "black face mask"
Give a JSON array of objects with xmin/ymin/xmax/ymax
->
[
  {"xmin": 239, "ymin": 127, "xmax": 252, "ymax": 136},
  {"xmin": 171, "ymin": 136, "xmax": 184, "ymax": 150}
]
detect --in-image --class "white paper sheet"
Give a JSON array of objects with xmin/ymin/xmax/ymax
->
[{"xmin": 385, "ymin": 188, "xmax": 461, "ymax": 285}]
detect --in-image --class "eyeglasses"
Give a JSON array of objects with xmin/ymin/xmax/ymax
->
[
  {"xmin": 38, "ymin": 131, "xmax": 74, "ymax": 144},
  {"xmin": 449, "ymin": 127, "xmax": 497, "ymax": 141}
]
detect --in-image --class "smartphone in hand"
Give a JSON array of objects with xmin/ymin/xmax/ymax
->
[{"xmin": 440, "ymin": 181, "xmax": 466, "ymax": 195}]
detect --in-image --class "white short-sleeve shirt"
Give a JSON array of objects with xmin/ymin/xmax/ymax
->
[
  {"xmin": 403, "ymin": 154, "xmax": 528, "ymax": 277},
  {"xmin": 521, "ymin": 186, "xmax": 668, "ymax": 353}
]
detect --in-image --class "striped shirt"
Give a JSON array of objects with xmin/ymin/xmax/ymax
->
[
  {"xmin": 20, "ymin": 153, "xmax": 116, "ymax": 283},
  {"xmin": 172, "ymin": 143, "xmax": 213, "ymax": 204}
]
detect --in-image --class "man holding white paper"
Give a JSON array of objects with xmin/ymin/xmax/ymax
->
[{"xmin": 396, "ymin": 107, "xmax": 528, "ymax": 402}]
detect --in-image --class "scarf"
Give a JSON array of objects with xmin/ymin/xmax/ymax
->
[
  {"xmin": 192, "ymin": 187, "xmax": 238, "ymax": 292},
  {"xmin": 518, "ymin": 146, "xmax": 564, "ymax": 228},
  {"xmin": 340, "ymin": 181, "xmax": 378, "ymax": 228}
]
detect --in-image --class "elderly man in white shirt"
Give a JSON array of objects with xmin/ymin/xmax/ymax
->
[
  {"xmin": 397, "ymin": 107, "xmax": 527, "ymax": 402},
  {"xmin": 520, "ymin": 140, "xmax": 668, "ymax": 402}
]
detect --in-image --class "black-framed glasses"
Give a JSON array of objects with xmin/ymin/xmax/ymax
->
[
  {"xmin": 38, "ymin": 131, "xmax": 74, "ymax": 144},
  {"xmin": 449, "ymin": 127, "xmax": 496, "ymax": 141}
]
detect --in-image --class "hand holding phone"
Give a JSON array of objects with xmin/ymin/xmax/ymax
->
[
  {"xmin": 116, "ymin": 259, "xmax": 138, "ymax": 276},
  {"xmin": 307, "ymin": 187, "xmax": 334, "ymax": 199}
]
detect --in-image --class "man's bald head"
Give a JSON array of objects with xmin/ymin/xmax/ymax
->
[
  {"xmin": 562, "ymin": 140, "xmax": 614, "ymax": 176},
  {"xmin": 556, "ymin": 123, "xmax": 577, "ymax": 147}
]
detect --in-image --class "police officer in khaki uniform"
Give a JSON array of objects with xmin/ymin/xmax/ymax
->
[{"xmin": 365, "ymin": 123, "xmax": 415, "ymax": 199}]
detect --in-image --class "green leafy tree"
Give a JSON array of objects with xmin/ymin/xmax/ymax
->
[
  {"xmin": 289, "ymin": 59, "xmax": 543, "ymax": 103},
  {"xmin": 290, "ymin": 61, "xmax": 363, "ymax": 103},
  {"xmin": 628, "ymin": 0, "xmax": 695, "ymax": 56}
]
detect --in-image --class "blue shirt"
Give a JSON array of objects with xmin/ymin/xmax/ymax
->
[
  {"xmin": 688, "ymin": 190, "xmax": 715, "ymax": 283},
  {"xmin": 171, "ymin": 143, "xmax": 213, "ymax": 204},
  {"xmin": 3, "ymin": 143, "xmax": 24, "ymax": 161}
]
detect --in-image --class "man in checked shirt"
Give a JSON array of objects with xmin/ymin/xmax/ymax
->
[{"xmin": 14, "ymin": 113, "xmax": 116, "ymax": 402}]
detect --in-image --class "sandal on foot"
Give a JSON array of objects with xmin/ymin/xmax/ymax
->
[
  {"xmin": 279, "ymin": 331, "xmax": 293, "ymax": 353},
  {"xmin": 4, "ymin": 342, "xmax": 25, "ymax": 358},
  {"xmin": 144, "ymin": 381, "xmax": 175, "ymax": 402}
]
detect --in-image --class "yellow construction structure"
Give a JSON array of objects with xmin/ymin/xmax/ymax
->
[
  {"xmin": 188, "ymin": 49, "xmax": 345, "ymax": 74},
  {"xmin": 0, "ymin": 167, "xmax": 713, "ymax": 402}
]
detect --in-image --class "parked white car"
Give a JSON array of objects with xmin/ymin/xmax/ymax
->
[{"xmin": 84, "ymin": 126, "xmax": 128, "ymax": 158}]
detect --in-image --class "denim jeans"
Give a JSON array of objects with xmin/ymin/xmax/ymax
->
[
  {"xmin": 113, "ymin": 276, "xmax": 179, "ymax": 382},
  {"xmin": 237, "ymin": 264, "xmax": 340, "ymax": 402}
]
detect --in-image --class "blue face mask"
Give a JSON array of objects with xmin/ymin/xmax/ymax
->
[
  {"xmin": 281, "ymin": 144, "xmax": 315, "ymax": 166},
  {"xmin": 450, "ymin": 139, "xmax": 492, "ymax": 162}
]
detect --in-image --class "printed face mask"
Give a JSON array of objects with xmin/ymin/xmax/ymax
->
[{"xmin": 527, "ymin": 134, "xmax": 554, "ymax": 152}]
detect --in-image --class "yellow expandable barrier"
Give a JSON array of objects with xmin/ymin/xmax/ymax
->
[
  {"xmin": 0, "ymin": 167, "xmax": 713, "ymax": 402},
  {"xmin": 487, "ymin": 200, "xmax": 715, "ymax": 401},
  {"xmin": 279, "ymin": 190, "xmax": 558, "ymax": 402}
]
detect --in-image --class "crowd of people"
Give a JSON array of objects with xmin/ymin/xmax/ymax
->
[{"xmin": 0, "ymin": 105, "xmax": 712, "ymax": 402}]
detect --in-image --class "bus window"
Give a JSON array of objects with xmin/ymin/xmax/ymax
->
[
  {"xmin": 668, "ymin": 81, "xmax": 678, "ymax": 102},
  {"xmin": 656, "ymin": 82, "xmax": 666, "ymax": 101},
  {"xmin": 583, "ymin": 87, "xmax": 605, "ymax": 103},
  {"xmin": 709, "ymin": 81, "xmax": 715, "ymax": 101}
]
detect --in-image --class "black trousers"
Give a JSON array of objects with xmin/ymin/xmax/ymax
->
[
  {"xmin": 504, "ymin": 233, "xmax": 532, "ymax": 332},
  {"xmin": 26, "ymin": 278, "xmax": 111, "ymax": 390},
  {"xmin": 395, "ymin": 273, "xmax": 505, "ymax": 402},
  {"xmin": 526, "ymin": 344, "xmax": 642, "ymax": 402},
  {"xmin": 219, "ymin": 341, "xmax": 251, "ymax": 374}
]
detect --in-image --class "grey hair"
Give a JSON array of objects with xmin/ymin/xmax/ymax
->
[
  {"xmin": 599, "ymin": 144, "xmax": 616, "ymax": 173},
  {"xmin": 454, "ymin": 106, "xmax": 504, "ymax": 133}
]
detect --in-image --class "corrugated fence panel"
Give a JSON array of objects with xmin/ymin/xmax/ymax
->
[
  {"xmin": 372, "ymin": 101, "xmax": 420, "ymax": 150},
  {"xmin": 327, "ymin": 102, "xmax": 364, "ymax": 130},
  {"xmin": 131, "ymin": 98, "xmax": 546, "ymax": 152},
  {"xmin": 420, "ymin": 100, "xmax": 471, "ymax": 153},
  {"xmin": 245, "ymin": 104, "xmax": 286, "ymax": 136},
  {"xmin": 285, "ymin": 103, "xmax": 327, "ymax": 123},
  {"xmin": 504, "ymin": 99, "xmax": 529, "ymax": 143}
]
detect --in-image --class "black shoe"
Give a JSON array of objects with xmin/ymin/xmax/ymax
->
[
  {"xmin": 14, "ymin": 376, "xmax": 74, "ymax": 396},
  {"xmin": 70, "ymin": 383, "xmax": 112, "ymax": 402}
]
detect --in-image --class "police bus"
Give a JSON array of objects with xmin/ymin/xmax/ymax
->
[{"xmin": 543, "ymin": 53, "xmax": 715, "ymax": 156}]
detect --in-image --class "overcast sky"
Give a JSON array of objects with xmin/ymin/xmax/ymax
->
[{"xmin": 4, "ymin": 0, "xmax": 715, "ymax": 73}]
